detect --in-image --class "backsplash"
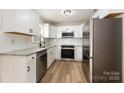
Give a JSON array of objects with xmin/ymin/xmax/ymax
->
[
  {"xmin": 0, "ymin": 33, "xmax": 38, "ymax": 52},
  {"xmin": 45, "ymin": 38, "xmax": 89, "ymax": 47},
  {"xmin": 55, "ymin": 38, "xmax": 89, "ymax": 46},
  {"xmin": 56, "ymin": 38, "xmax": 82, "ymax": 46}
]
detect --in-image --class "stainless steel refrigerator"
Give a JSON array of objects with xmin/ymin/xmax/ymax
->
[{"xmin": 90, "ymin": 18, "xmax": 122, "ymax": 83}]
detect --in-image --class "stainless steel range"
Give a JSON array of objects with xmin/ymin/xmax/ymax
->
[{"xmin": 61, "ymin": 45, "xmax": 74, "ymax": 61}]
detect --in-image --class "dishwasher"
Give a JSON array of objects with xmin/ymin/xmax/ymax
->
[{"xmin": 36, "ymin": 49, "xmax": 47, "ymax": 83}]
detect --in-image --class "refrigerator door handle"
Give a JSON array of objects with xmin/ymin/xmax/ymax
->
[
  {"xmin": 89, "ymin": 57, "xmax": 93, "ymax": 59},
  {"xmin": 89, "ymin": 57, "xmax": 95, "ymax": 63}
]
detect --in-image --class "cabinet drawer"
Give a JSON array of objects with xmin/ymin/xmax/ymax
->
[{"xmin": 27, "ymin": 54, "xmax": 36, "ymax": 62}]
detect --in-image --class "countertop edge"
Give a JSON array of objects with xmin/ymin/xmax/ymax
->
[{"xmin": 0, "ymin": 45, "xmax": 57, "ymax": 56}]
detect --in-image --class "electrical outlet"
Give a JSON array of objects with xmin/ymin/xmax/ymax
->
[{"xmin": 11, "ymin": 39, "xmax": 14, "ymax": 45}]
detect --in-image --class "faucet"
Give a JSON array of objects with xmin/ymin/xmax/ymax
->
[{"xmin": 39, "ymin": 34, "xmax": 46, "ymax": 48}]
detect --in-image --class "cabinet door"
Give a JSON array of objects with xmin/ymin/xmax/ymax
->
[
  {"xmin": 43, "ymin": 24, "xmax": 49, "ymax": 38},
  {"xmin": 74, "ymin": 25, "xmax": 79, "ymax": 38},
  {"xmin": 50, "ymin": 26, "xmax": 56, "ymax": 38},
  {"xmin": 55, "ymin": 46, "xmax": 61, "ymax": 60},
  {"xmin": 26, "ymin": 61, "xmax": 36, "ymax": 83},
  {"xmin": 51, "ymin": 47, "xmax": 55, "ymax": 63},
  {"xmin": 75, "ymin": 46, "xmax": 82, "ymax": 61},
  {"xmin": 2, "ymin": 10, "xmax": 15, "ymax": 32},
  {"xmin": 30, "ymin": 10, "xmax": 39, "ymax": 35},
  {"xmin": 56, "ymin": 26, "xmax": 62, "ymax": 38},
  {"xmin": 2, "ymin": 9, "xmax": 38, "ymax": 35},
  {"xmin": 49, "ymin": 25, "xmax": 53, "ymax": 38},
  {"xmin": 15, "ymin": 9, "xmax": 33, "ymax": 34},
  {"xmin": 78, "ymin": 25, "xmax": 83, "ymax": 38},
  {"xmin": 52, "ymin": 47, "xmax": 56, "ymax": 62},
  {"xmin": 47, "ymin": 47, "xmax": 56, "ymax": 68},
  {"xmin": 47, "ymin": 48, "xmax": 51, "ymax": 68}
]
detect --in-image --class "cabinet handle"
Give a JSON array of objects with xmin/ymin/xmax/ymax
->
[
  {"xmin": 29, "ymin": 29, "xmax": 33, "ymax": 33},
  {"xmin": 27, "ymin": 66, "xmax": 30, "ymax": 72},
  {"xmin": 32, "ymin": 57, "xmax": 34, "ymax": 59}
]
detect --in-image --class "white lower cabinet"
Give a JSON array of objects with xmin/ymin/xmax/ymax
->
[
  {"xmin": 26, "ymin": 60, "xmax": 36, "ymax": 83},
  {"xmin": 47, "ymin": 47, "xmax": 56, "ymax": 68},
  {"xmin": 75, "ymin": 46, "xmax": 82, "ymax": 61},
  {"xmin": 1, "ymin": 54, "xmax": 36, "ymax": 83},
  {"xmin": 55, "ymin": 46, "xmax": 61, "ymax": 60}
]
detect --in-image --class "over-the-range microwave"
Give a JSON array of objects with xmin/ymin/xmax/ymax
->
[{"xmin": 62, "ymin": 32, "xmax": 74, "ymax": 38}]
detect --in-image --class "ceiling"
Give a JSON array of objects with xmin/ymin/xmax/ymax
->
[{"xmin": 36, "ymin": 9, "xmax": 95, "ymax": 25}]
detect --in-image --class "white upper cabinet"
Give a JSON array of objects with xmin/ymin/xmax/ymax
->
[
  {"xmin": 49, "ymin": 25, "xmax": 57, "ymax": 38},
  {"xmin": 2, "ymin": 9, "xmax": 39, "ymax": 36},
  {"xmin": 31, "ymin": 11, "xmax": 40, "ymax": 35},
  {"xmin": 43, "ymin": 23, "xmax": 50, "ymax": 38},
  {"xmin": 56, "ymin": 26, "xmax": 62, "ymax": 38},
  {"xmin": 74, "ymin": 25, "xmax": 83, "ymax": 38},
  {"xmin": 43, "ymin": 23, "xmax": 56, "ymax": 38},
  {"xmin": 42, "ymin": 24, "xmax": 83, "ymax": 39},
  {"xmin": 56, "ymin": 25, "xmax": 82, "ymax": 39},
  {"xmin": 92, "ymin": 9, "xmax": 124, "ymax": 19}
]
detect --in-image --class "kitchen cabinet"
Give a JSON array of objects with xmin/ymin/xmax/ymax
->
[
  {"xmin": 74, "ymin": 25, "xmax": 83, "ymax": 38},
  {"xmin": 26, "ymin": 60, "xmax": 36, "ymax": 83},
  {"xmin": 47, "ymin": 47, "xmax": 56, "ymax": 68},
  {"xmin": 56, "ymin": 26, "xmax": 62, "ymax": 38},
  {"xmin": 31, "ymin": 11, "xmax": 40, "ymax": 35},
  {"xmin": 43, "ymin": 23, "xmax": 50, "ymax": 38},
  {"xmin": 0, "ymin": 54, "xmax": 36, "ymax": 83},
  {"xmin": 75, "ymin": 46, "xmax": 82, "ymax": 61},
  {"xmin": 2, "ymin": 9, "xmax": 39, "ymax": 36},
  {"xmin": 74, "ymin": 25, "xmax": 79, "ymax": 38},
  {"xmin": 43, "ymin": 23, "xmax": 56, "ymax": 38},
  {"xmin": 49, "ymin": 25, "xmax": 57, "ymax": 38},
  {"xmin": 56, "ymin": 25, "xmax": 82, "ymax": 38},
  {"xmin": 55, "ymin": 46, "xmax": 61, "ymax": 60},
  {"xmin": 92, "ymin": 9, "xmax": 124, "ymax": 19}
]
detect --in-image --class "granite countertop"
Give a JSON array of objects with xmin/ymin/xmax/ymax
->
[{"xmin": 0, "ymin": 45, "xmax": 56, "ymax": 56}]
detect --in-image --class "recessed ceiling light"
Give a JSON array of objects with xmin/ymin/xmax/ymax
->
[{"xmin": 62, "ymin": 9, "xmax": 73, "ymax": 16}]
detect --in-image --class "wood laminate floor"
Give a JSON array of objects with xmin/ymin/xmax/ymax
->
[{"xmin": 40, "ymin": 61, "xmax": 88, "ymax": 83}]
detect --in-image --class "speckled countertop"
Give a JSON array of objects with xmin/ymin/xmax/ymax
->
[{"xmin": 0, "ymin": 45, "xmax": 56, "ymax": 56}]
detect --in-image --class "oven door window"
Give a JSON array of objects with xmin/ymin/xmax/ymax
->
[{"xmin": 61, "ymin": 49, "xmax": 74, "ymax": 59}]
